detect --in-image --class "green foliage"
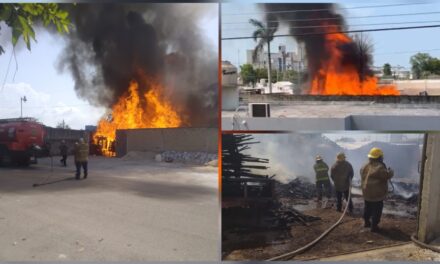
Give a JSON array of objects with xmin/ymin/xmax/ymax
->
[
  {"xmin": 410, "ymin": 53, "xmax": 440, "ymax": 79},
  {"xmin": 0, "ymin": 4, "xmax": 71, "ymax": 54},
  {"xmin": 255, "ymin": 68, "xmax": 267, "ymax": 81},
  {"xmin": 240, "ymin": 64, "xmax": 256, "ymax": 85},
  {"xmin": 249, "ymin": 18, "xmax": 276, "ymax": 90},
  {"xmin": 283, "ymin": 70, "xmax": 299, "ymax": 82},
  {"xmin": 383, "ymin": 63, "xmax": 392, "ymax": 76}
]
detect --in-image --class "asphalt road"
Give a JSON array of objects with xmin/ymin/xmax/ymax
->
[{"xmin": 0, "ymin": 156, "xmax": 219, "ymax": 261}]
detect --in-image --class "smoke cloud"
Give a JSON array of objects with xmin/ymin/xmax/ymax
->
[
  {"xmin": 56, "ymin": 3, "xmax": 218, "ymax": 127},
  {"xmin": 261, "ymin": 3, "xmax": 374, "ymax": 91},
  {"xmin": 247, "ymin": 133, "xmax": 422, "ymax": 185}
]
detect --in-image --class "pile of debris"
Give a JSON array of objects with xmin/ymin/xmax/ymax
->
[
  {"xmin": 274, "ymin": 204, "xmax": 321, "ymax": 226},
  {"xmin": 275, "ymin": 177, "xmax": 316, "ymax": 199},
  {"xmin": 388, "ymin": 181, "xmax": 419, "ymax": 204},
  {"xmin": 158, "ymin": 151, "xmax": 217, "ymax": 165},
  {"xmin": 121, "ymin": 150, "xmax": 217, "ymax": 165}
]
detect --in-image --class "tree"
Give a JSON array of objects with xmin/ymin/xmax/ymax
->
[
  {"xmin": 410, "ymin": 53, "xmax": 431, "ymax": 79},
  {"xmin": 383, "ymin": 63, "xmax": 392, "ymax": 76},
  {"xmin": 56, "ymin": 120, "xmax": 70, "ymax": 129},
  {"xmin": 284, "ymin": 69, "xmax": 299, "ymax": 82},
  {"xmin": 410, "ymin": 53, "xmax": 440, "ymax": 79},
  {"xmin": 0, "ymin": 4, "xmax": 71, "ymax": 55},
  {"xmin": 239, "ymin": 64, "xmax": 256, "ymax": 86},
  {"xmin": 353, "ymin": 33, "xmax": 374, "ymax": 81},
  {"xmin": 249, "ymin": 18, "xmax": 276, "ymax": 93},
  {"xmin": 255, "ymin": 68, "xmax": 268, "ymax": 81}
]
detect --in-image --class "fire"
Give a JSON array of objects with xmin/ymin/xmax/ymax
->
[
  {"xmin": 94, "ymin": 80, "xmax": 183, "ymax": 156},
  {"xmin": 309, "ymin": 26, "xmax": 399, "ymax": 96}
]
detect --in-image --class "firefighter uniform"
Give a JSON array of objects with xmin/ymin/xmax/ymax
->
[
  {"xmin": 59, "ymin": 140, "xmax": 68, "ymax": 167},
  {"xmin": 360, "ymin": 147, "xmax": 394, "ymax": 232},
  {"xmin": 74, "ymin": 138, "xmax": 89, "ymax": 180},
  {"xmin": 313, "ymin": 156, "xmax": 332, "ymax": 201},
  {"xmin": 331, "ymin": 153, "xmax": 354, "ymax": 213}
]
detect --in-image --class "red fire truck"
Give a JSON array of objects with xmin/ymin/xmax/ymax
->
[{"xmin": 0, "ymin": 118, "xmax": 45, "ymax": 166}]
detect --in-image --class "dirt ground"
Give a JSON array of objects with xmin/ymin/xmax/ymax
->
[
  {"xmin": 321, "ymin": 243, "xmax": 440, "ymax": 261},
  {"xmin": 0, "ymin": 156, "xmax": 218, "ymax": 261},
  {"xmin": 223, "ymin": 198, "xmax": 418, "ymax": 261}
]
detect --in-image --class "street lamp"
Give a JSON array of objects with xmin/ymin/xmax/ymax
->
[{"xmin": 20, "ymin": 96, "xmax": 27, "ymax": 118}]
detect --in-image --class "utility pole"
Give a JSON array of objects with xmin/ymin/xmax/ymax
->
[
  {"xmin": 297, "ymin": 44, "xmax": 303, "ymax": 94},
  {"xmin": 237, "ymin": 49, "xmax": 240, "ymax": 68},
  {"xmin": 20, "ymin": 96, "xmax": 27, "ymax": 118}
]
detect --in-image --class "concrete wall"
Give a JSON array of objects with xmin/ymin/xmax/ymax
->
[
  {"xmin": 241, "ymin": 93, "xmax": 440, "ymax": 104},
  {"xmin": 222, "ymin": 86, "xmax": 239, "ymax": 111},
  {"xmin": 222, "ymin": 117, "xmax": 349, "ymax": 130},
  {"xmin": 116, "ymin": 127, "xmax": 217, "ymax": 157},
  {"xmin": 222, "ymin": 61, "xmax": 238, "ymax": 86},
  {"xmin": 43, "ymin": 127, "xmax": 89, "ymax": 156},
  {"xmin": 396, "ymin": 80, "xmax": 440, "ymax": 95},
  {"xmin": 418, "ymin": 133, "xmax": 440, "ymax": 243},
  {"xmin": 222, "ymin": 115, "xmax": 440, "ymax": 131}
]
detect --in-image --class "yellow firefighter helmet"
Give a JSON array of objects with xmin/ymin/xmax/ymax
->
[
  {"xmin": 337, "ymin": 152, "xmax": 346, "ymax": 161},
  {"xmin": 368, "ymin": 147, "xmax": 384, "ymax": 159}
]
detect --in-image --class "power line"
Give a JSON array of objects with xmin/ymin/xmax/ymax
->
[
  {"xmin": 221, "ymin": 24, "xmax": 440, "ymax": 40},
  {"xmin": 223, "ymin": 20, "xmax": 440, "ymax": 31},
  {"xmin": 222, "ymin": 11, "xmax": 440, "ymax": 25},
  {"xmin": 223, "ymin": 2, "xmax": 431, "ymax": 16},
  {"xmin": 375, "ymin": 48, "xmax": 440, "ymax": 55}
]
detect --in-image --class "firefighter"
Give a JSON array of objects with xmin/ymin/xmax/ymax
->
[
  {"xmin": 74, "ymin": 138, "xmax": 89, "ymax": 180},
  {"xmin": 59, "ymin": 140, "xmax": 68, "ymax": 167},
  {"xmin": 331, "ymin": 152, "xmax": 354, "ymax": 213},
  {"xmin": 360, "ymin": 147, "xmax": 394, "ymax": 232},
  {"xmin": 313, "ymin": 155, "xmax": 332, "ymax": 202}
]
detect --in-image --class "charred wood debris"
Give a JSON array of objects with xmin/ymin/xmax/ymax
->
[{"xmin": 222, "ymin": 134, "xmax": 320, "ymax": 230}]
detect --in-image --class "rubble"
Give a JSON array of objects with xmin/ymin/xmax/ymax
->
[
  {"xmin": 275, "ymin": 177, "xmax": 316, "ymax": 199},
  {"xmin": 121, "ymin": 151, "xmax": 156, "ymax": 161},
  {"xmin": 160, "ymin": 151, "xmax": 217, "ymax": 165},
  {"xmin": 121, "ymin": 150, "xmax": 217, "ymax": 165}
]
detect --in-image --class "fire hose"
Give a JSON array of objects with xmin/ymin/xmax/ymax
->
[
  {"xmin": 411, "ymin": 234, "xmax": 440, "ymax": 253},
  {"xmin": 267, "ymin": 180, "xmax": 353, "ymax": 261},
  {"xmin": 32, "ymin": 155, "xmax": 54, "ymax": 187},
  {"xmin": 32, "ymin": 155, "xmax": 73, "ymax": 187}
]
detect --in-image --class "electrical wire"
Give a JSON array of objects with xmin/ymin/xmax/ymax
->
[
  {"xmin": 222, "ymin": 2, "xmax": 431, "ymax": 16},
  {"xmin": 222, "ymin": 24, "xmax": 440, "ymax": 40},
  {"xmin": 267, "ymin": 180, "xmax": 353, "ymax": 261},
  {"xmin": 376, "ymin": 48, "xmax": 440, "ymax": 55},
  {"xmin": 222, "ymin": 11, "xmax": 440, "ymax": 25},
  {"xmin": 222, "ymin": 20, "xmax": 440, "ymax": 31}
]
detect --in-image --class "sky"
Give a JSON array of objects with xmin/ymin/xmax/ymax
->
[
  {"xmin": 221, "ymin": 0, "xmax": 440, "ymax": 71},
  {"xmin": 0, "ymin": 3, "xmax": 218, "ymax": 130}
]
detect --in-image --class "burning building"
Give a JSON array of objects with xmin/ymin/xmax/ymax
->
[
  {"xmin": 262, "ymin": 3, "xmax": 399, "ymax": 95},
  {"xmin": 57, "ymin": 4, "xmax": 218, "ymax": 155}
]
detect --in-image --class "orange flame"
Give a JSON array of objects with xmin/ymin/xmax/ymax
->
[
  {"xmin": 94, "ymin": 80, "xmax": 183, "ymax": 156},
  {"xmin": 310, "ymin": 27, "xmax": 399, "ymax": 95}
]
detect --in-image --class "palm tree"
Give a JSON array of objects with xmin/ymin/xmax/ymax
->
[{"xmin": 249, "ymin": 18, "xmax": 276, "ymax": 93}]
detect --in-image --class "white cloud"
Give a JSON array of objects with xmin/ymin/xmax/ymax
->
[{"xmin": 0, "ymin": 82, "xmax": 105, "ymax": 129}]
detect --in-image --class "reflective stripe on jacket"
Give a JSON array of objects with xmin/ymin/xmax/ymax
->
[{"xmin": 314, "ymin": 161, "xmax": 329, "ymax": 182}]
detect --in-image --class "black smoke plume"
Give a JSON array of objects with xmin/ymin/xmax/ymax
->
[
  {"xmin": 57, "ymin": 3, "xmax": 218, "ymax": 127},
  {"xmin": 261, "ymin": 3, "xmax": 374, "ymax": 91}
]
